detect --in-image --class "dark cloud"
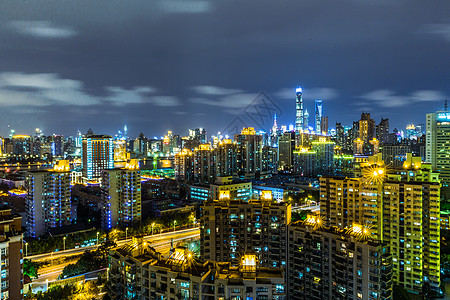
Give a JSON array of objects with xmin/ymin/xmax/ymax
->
[{"xmin": 0, "ymin": 0, "xmax": 449, "ymax": 137}]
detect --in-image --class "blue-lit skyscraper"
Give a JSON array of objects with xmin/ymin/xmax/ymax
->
[
  {"xmin": 82, "ymin": 133, "xmax": 114, "ymax": 181},
  {"xmin": 295, "ymin": 87, "xmax": 304, "ymax": 133},
  {"xmin": 315, "ymin": 99, "xmax": 323, "ymax": 133}
]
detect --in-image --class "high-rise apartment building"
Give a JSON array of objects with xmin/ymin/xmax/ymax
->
[
  {"xmin": 214, "ymin": 139, "xmax": 236, "ymax": 177},
  {"xmin": 278, "ymin": 131, "xmax": 295, "ymax": 171},
  {"xmin": 426, "ymin": 104, "xmax": 450, "ymax": 191},
  {"xmin": 174, "ymin": 149, "xmax": 194, "ymax": 182},
  {"xmin": 25, "ymin": 160, "xmax": 71, "ymax": 237},
  {"xmin": 200, "ymin": 196, "xmax": 290, "ymax": 269},
  {"xmin": 82, "ymin": 133, "xmax": 114, "ymax": 181},
  {"xmin": 376, "ymin": 118, "xmax": 389, "ymax": 144},
  {"xmin": 0, "ymin": 209, "xmax": 23, "ymax": 300},
  {"xmin": 193, "ymin": 144, "xmax": 215, "ymax": 184},
  {"xmin": 288, "ymin": 218, "xmax": 393, "ymax": 300},
  {"xmin": 234, "ymin": 127, "xmax": 263, "ymax": 179},
  {"xmin": 295, "ymin": 87, "xmax": 304, "ymax": 133},
  {"xmin": 319, "ymin": 154, "xmax": 440, "ymax": 293},
  {"xmin": 101, "ymin": 159, "xmax": 142, "ymax": 230}
]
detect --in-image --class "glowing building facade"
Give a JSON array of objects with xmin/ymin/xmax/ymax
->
[
  {"xmin": 108, "ymin": 242, "xmax": 285, "ymax": 300},
  {"xmin": 319, "ymin": 154, "xmax": 440, "ymax": 293},
  {"xmin": 82, "ymin": 134, "xmax": 114, "ymax": 181},
  {"xmin": 200, "ymin": 196, "xmax": 291, "ymax": 269},
  {"xmin": 288, "ymin": 219, "xmax": 393, "ymax": 300},
  {"xmin": 426, "ymin": 107, "xmax": 450, "ymax": 190},
  {"xmin": 101, "ymin": 160, "xmax": 141, "ymax": 230},
  {"xmin": 25, "ymin": 160, "xmax": 71, "ymax": 237},
  {"xmin": 295, "ymin": 87, "xmax": 304, "ymax": 133}
]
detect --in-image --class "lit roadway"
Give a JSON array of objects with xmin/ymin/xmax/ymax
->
[{"xmin": 29, "ymin": 227, "xmax": 200, "ymax": 292}]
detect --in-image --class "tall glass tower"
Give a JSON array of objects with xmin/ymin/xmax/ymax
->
[
  {"xmin": 315, "ymin": 99, "xmax": 323, "ymax": 133},
  {"xmin": 295, "ymin": 87, "xmax": 304, "ymax": 133}
]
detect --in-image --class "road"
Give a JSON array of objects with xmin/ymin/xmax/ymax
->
[
  {"xmin": 28, "ymin": 227, "xmax": 200, "ymax": 262},
  {"xmin": 30, "ymin": 227, "xmax": 200, "ymax": 292}
]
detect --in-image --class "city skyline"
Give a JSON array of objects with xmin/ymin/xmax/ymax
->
[{"xmin": 0, "ymin": 0, "xmax": 449, "ymax": 136}]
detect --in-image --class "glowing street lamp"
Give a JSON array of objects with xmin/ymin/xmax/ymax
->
[
  {"xmin": 63, "ymin": 237, "xmax": 66, "ymax": 251},
  {"xmin": 173, "ymin": 220, "xmax": 177, "ymax": 231},
  {"xmin": 151, "ymin": 223, "xmax": 155, "ymax": 235},
  {"xmin": 96, "ymin": 232, "xmax": 99, "ymax": 246},
  {"xmin": 126, "ymin": 227, "xmax": 129, "ymax": 240},
  {"xmin": 25, "ymin": 242, "xmax": 28, "ymax": 257}
]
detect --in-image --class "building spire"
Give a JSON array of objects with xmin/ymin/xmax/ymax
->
[{"xmin": 445, "ymin": 99, "xmax": 448, "ymax": 111}]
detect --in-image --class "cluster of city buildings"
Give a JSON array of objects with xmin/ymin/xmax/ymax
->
[{"xmin": 0, "ymin": 88, "xmax": 448, "ymax": 299}]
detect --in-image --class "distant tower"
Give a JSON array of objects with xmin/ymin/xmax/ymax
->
[
  {"xmin": 295, "ymin": 87, "xmax": 304, "ymax": 133},
  {"xmin": 304, "ymin": 109, "xmax": 309, "ymax": 131},
  {"xmin": 315, "ymin": 99, "xmax": 323, "ymax": 133},
  {"xmin": 124, "ymin": 124, "xmax": 128, "ymax": 140},
  {"xmin": 272, "ymin": 114, "xmax": 278, "ymax": 133}
]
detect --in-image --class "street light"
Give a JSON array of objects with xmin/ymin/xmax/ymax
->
[
  {"xmin": 173, "ymin": 220, "xmax": 177, "ymax": 231},
  {"xmin": 25, "ymin": 242, "xmax": 28, "ymax": 257},
  {"xmin": 126, "ymin": 227, "xmax": 129, "ymax": 240},
  {"xmin": 151, "ymin": 223, "xmax": 155, "ymax": 235},
  {"xmin": 96, "ymin": 232, "xmax": 99, "ymax": 246},
  {"xmin": 63, "ymin": 237, "xmax": 66, "ymax": 252},
  {"xmin": 46, "ymin": 279, "xmax": 49, "ymax": 292}
]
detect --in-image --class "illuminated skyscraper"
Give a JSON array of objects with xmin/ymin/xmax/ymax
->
[
  {"xmin": 319, "ymin": 154, "xmax": 440, "ymax": 293},
  {"xmin": 193, "ymin": 144, "xmax": 215, "ymax": 184},
  {"xmin": 214, "ymin": 139, "xmax": 236, "ymax": 177},
  {"xmin": 234, "ymin": 127, "xmax": 263, "ymax": 179},
  {"xmin": 295, "ymin": 87, "xmax": 304, "ymax": 133},
  {"xmin": 200, "ymin": 195, "xmax": 291, "ymax": 268},
  {"xmin": 278, "ymin": 131, "xmax": 295, "ymax": 171},
  {"xmin": 426, "ymin": 102, "xmax": 450, "ymax": 191},
  {"xmin": 315, "ymin": 99, "xmax": 323, "ymax": 133},
  {"xmin": 25, "ymin": 160, "xmax": 71, "ymax": 237},
  {"xmin": 82, "ymin": 133, "xmax": 114, "ymax": 181},
  {"xmin": 101, "ymin": 159, "xmax": 141, "ymax": 229}
]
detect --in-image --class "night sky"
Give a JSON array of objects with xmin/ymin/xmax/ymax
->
[{"xmin": 0, "ymin": 0, "xmax": 449, "ymax": 138}]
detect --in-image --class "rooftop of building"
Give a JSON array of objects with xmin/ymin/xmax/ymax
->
[
  {"xmin": 290, "ymin": 218, "xmax": 386, "ymax": 248},
  {"xmin": 111, "ymin": 242, "xmax": 284, "ymax": 280}
]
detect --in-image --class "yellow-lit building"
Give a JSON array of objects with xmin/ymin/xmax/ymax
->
[{"xmin": 320, "ymin": 153, "xmax": 440, "ymax": 293}]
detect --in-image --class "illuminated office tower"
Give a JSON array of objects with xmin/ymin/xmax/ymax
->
[
  {"xmin": 82, "ymin": 133, "xmax": 114, "ymax": 181},
  {"xmin": 314, "ymin": 99, "xmax": 323, "ymax": 133},
  {"xmin": 426, "ymin": 101, "xmax": 450, "ymax": 191},
  {"xmin": 234, "ymin": 127, "xmax": 263, "ymax": 179},
  {"xmin": 101, "ymin": 159, "xmax": 141, "ymax": 230},
  {"xmin": 295, "ymin": 87, "xmax": 304, "ymax": 133},
  {"xmin": 193, "ymin": 144, "xmax": 215, "ymax": 184},
  {"xmin": 12, "ymin": 135, "xmax": 31, "ymax": 156},
  {"xmin": 25, "ymin": 161, "xmax": 71, "ymax": 237},
  {"xmin": 319, "ymin": 154, "xmax": 440, "ymax": 293},
  {"xmin": 288, "ymin": 218, "xmax": 393, "ymax": 300},
  {"xmin": 200, "ymin": 194, "xmax": 291, "ymax": 268},
  {"xmin": 174, "ymin": 149, "xmax": 194, "ymax": 181},
  {"xmin": 133, "ymin": 133, "xmax": 148, "ymax": 157},
  {"xmin": 214, "ymin": 139, "xmax": 236, "ymax": 177}
]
